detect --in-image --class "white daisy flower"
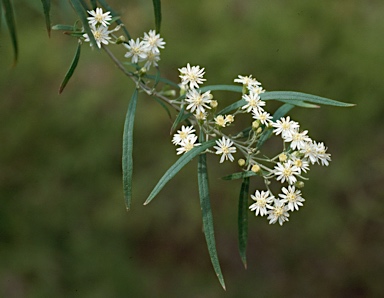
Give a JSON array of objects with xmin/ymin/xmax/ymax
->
[
  {"xmin": 142, "ymin": 30, "xmax": 166, "ymax": 54},
  {"xmin": 213, "ymin": 137, "xmax": 237, "ymax": 163},
  {"xmin": 172, "ymin": 125, "xmax": 196, "ymax": 145},
  {"xmin": 176, "ymin": 135, "xmax": 200, "ymax": 155},
  {"xmin": 290, "ymin": 155, "xmax": 310, "ymax": 174},
  {"xmin": 252, "ymin": 109, "xmax": 273, "ymax": 125},
  {"xmin": 83, "ymin": 25, "xmax": 111, "ymax": 48},
  {"xmin": 143, "ymin": 51, "xmax": 161, "ymax": 70},
  {"xmin": 241, "ymin": 91, "xmax": 266, "ymax": 113},
  {"xmin": 272, "ymin": 116, "xmax": 300, "ymax": 139},
  {"xmin": 185, "ymin": 89, "xmax": 212, "ymax": 114},
  {"xmin": 249, "ymin": 190, "xmax": 274, "ymax": 216},
  {"xmin": 234, "ymin": 75, "xmax": 261, "ymax": 88},
  {"xmin": 274, "ymin": 161, "xmax": 301, "ymax": 185},
  {"xmin": 284, "ymin": 129, "xmax": 311, "ymax": 150},
  {"xmin": 124, "ymin": 38, "xmax": 148, "ymax": 64},
  {"xmin": 300, "ymin": 141, "xmax": 319, "ymax": 165},
  {"xmin": 179, "ymin": 63, "xmax": 206, "ymax": 89},
  {"xmin": 314, "ymin": 141, "xmax": 331, "ymax": 166},
  {"xmin": 267, "ymin": 199, "xmax": 290, "ymax": 226},
  {"xmin": 279, "ymin": 186, "xmax": 305, "ymax": 211},
  {"xmin": 87, "ymin": 8, "xmax": 112, "ymax": 27}
]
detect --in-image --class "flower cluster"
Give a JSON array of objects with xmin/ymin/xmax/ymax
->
[
  {"xmin": 172, "ymin": 67, "xmax": 332, "ymax": 226},
  {"xmin": 83, "ymin": 8, "xmax": 120, "ymax": 48},
  {"xmin": 124, "ymin": 30, "xmax": 166, "ymax": 70},
  {"xmin": 83, "ymin": 8, "xmax": 165, "ymax": 71},
  {"xmin": 172, "ymin": 125, "xmax": 201, "ymax": 154}
]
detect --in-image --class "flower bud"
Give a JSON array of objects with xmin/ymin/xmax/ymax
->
[
  {"xmin": 252, "ymin": 120, "xmax": 259, "ymax": 130},
  {"xmin": 116, "ymin": 36, "xmax": 126, "ymax": 44},
  {"xmin": 256, "ymin": 127, "xmax": 262, "ymax": 134},
  {"xmin": 279, "ymin": 153, "xmax": 287, "ymax": 162},
  {"xmin": 251, "ymin": 164, "xmax": 260, "ymax": 173},
  {"xmin": 162, "ymin": 90, "xmax": 176, "ymax": 97},
  {"xmin": 295, "ymin": 181, "xmax": 305, "ymax": 188},
  {"xmin": 210, "ymin": 100, "xmax": 218, "ymax": 108},
  {"xmin": 238, "ymin": 159, "xmax": 246, "ymax": 167}
]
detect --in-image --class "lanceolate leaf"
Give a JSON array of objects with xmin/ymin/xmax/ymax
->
[
  {"xmin": 170, "ymin": 105, "xmax": 185, "ymax": 135},
  {"xmin": 238, "ymin": 177, "xmax": 250, "ymax": 269},
  {"xmin": 40, "ymin": 0, "xmax": 51, "ymax": 37},
  {"xmin": 261, "ymin": 91, "xmax": 355, "ymax": 107},
  {"xmin": 256, "ymin": 103, "xmax": 294, "ymax": 149},
  {"xmin": 2, "ymin": 0, "xmax": 18, "ymax": 65},
  {"xmin": 152, "ymin": 0, "xmax": 161, "ymax": 32},
  {"xmin": 198, "ymin": 153, "xmax": 226, "ymax": 290},
  {"xmin": 221, "ymin": 171, "xmax": 258, "ymax": 181},
  {"xmin": 122, "ymin": 89, "xmax": 139, "ymax": 210},
  {"xmin": 52, "ymin": 24, "xmax": 75, "ymax": 31},
  {"xmin": 199, "ymin": 85, "xmax": 243, "ymax": 93},
  {"xmin": 144, "ymin": 139, "xmax": 217, "ymax": 205},
  {"xmin": 69, "ymin": 0, "xmax": 97, "ymax": 48},
  {"xmin": 59, "ymin": 40, "xmax": 81, "ymax": 94},
  {"xmin": 97, "ymin": 0, "xmax": 131, "ymax": 40}
]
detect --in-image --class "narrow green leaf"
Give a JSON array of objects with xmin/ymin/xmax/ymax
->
[
  {"xmin": 256, "ymin": 103, "xmax": 294, "ymax": 149},
  {"xmin": 59, "ymin": 40, "xmax": 81, "ymax": 94},
  {"xmin": 144, "ymin": 139, "xmax": 217, "ymax": 205},
  {"xmin": 97, "ymin": 0, "xmax": 131, "ymax": 40},
  {"xmin": 0, "ymin": 3, "xmax": 2, "ymax": 31},
  {"xmin": 170, "ymin": 105, "xmax": 185, "ymax": 135},
  {"xmin": 69, "ymin": 0, "xmax": 97, "ymax": 48},
  {"xmin": 52, "ymin": 24, "xmax": 75, "ymax": 31},
  {"xmin": 198, "ymin": 153, "xmax": 226, "ymax": 290},
  {"xmin": 2, "ymin": 0, "xmax": 18, "ymax": 65},
  {"xmin": 238, "ymin": 177, "xmax": 250, "ymax": 269},
  {"xmin": 122, "ymin": 89, "xmax": 139, "ymax": 210},
  {"xmin": 152, "ymin": 0, "xmax": 161, "ymax": 32},
  {"xmin": 221, "ymin": 171, "xmax": 258, "ymax": 181},
  {"xmin": 40, "ymin": 0, "xmax": 51, "ymax": 37},
  {"xmin": 77, "ymin": 0, "xmax": 89, "ymax": 10},
  {"xmin": 199, "ymin": 85, "xmax": 243, "ymax": 93},
  {"xmin": 261, "ymin": 91, "xmax": 354, "ymax": 107}
]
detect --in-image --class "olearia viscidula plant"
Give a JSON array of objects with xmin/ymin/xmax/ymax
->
[{"xmin": 1, "ymin": 0, "xmax": 355, "ymax": 290}]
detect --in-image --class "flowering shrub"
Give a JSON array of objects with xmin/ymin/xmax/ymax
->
[{"xmin": 1, "ymin": 0, "xmax": 354, "ymax": 290}]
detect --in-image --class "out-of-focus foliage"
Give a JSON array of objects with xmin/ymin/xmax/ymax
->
[{"xmin": 1, "ymin": 0, "xmax": 383, "ymax": 297}]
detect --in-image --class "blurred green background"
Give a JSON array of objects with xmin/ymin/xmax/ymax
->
[{"xmin": 1, "ymin": 0, "xmax": 384, "ymax": 297}]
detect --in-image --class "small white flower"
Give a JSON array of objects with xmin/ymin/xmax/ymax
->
[
  {"xmin": 83, "ymin": 25, "xmax": 111, "ymax": 48},
  {"xmin": 300, "ymin": 141, "xmax": 318, "ymax": 164},
  {"xmin": 274, "ymin": 161, "xmax": 301, "ymax": 185},
  {"xmin": 249, "ymin": 190, "xmax": 274, "ymax": 216},
  {"xmin": 142, "ymin": 30, "xmax": 166, "ymax": 54},
  {"xmin": 267, "ymin": 199, "xmax": 290, "ymax": 226},
  {"xmin": 247, "ymin": 85, "xmax": 265, "ymax": 96},
  {"xmin": 272, "ymin": 116, "xmax": 300, "ymax": 139},
  {"xmin": 234, "ymin": 75, "xmax": 261, "ymax": 88},
  {"xmin": 214, "ymin": 137, "xmax": 237, "ymax": 163},
  {"xmin": 284, "ymin": 129, "xmax": 311, "ymax": 150},
  {"xmin": 176, "ymin": 135, "xmax": 200, "ymax": 155},
  {"xmin": 185, "ymin": 89, "xmax": 212, "ymax": 114},
  {"xmin": 172, "ymin": 125, "xmax": 196, "ymax": 145},
  {"xmin": 252, "ymin": 109, "xmax": 273, "ymax": 125},
  {"xmin": 279, "ymin": 186, "xmax": 305, "ymax": 211},
  {"xmin": 143, "ymin": 51, "xmax": 161, "ymax": 70},
  {"xmin": 87, "ymin": 8, "xmax": 112, "ymax": 27},
  {"xmin": 314, "ymin": 141, "xmax": 331, "ymax": 166},
  {"xmin": 179, "ymin": 63, "xmax": 206, "ymax": 89},
  {"xmin": 241, "ymin": 92, "xmax": 266, "ymax": 113},
  {"xmin": 195, "ymin": 111, "xmax": 207, "ymax": 121},
  {"xmin": 124, "ymin": 38, "xmax": 148, "ymax": 64},
  {"xmin": 290, "ymin": 155, "xmax": 310, "ymax": 174}
]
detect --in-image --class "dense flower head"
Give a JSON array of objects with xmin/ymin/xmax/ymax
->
[
  {"xmin": 87, "ymin": 8, "xmax": 112, "ymax": 27},
  {"xmin": 279, "ymin": 186, "xmax": 305, "ymax": 211},
  {"xmin": 249, "ymin": 190, "xmax": 274, "ymax": 216},
  {"xmin": 83, "ymin": 25, "xmax": 112, "ymax": 48},
  {"xmin": 176, "ymin": 135, "xmax": 200, "ymax": 155},
  {"xmin": 214, "ymin": 137, "xmax": 237, "ymax": 163},
  {"xmin": 185, "ymin": 89, "xmax": 212, "ymax": 114},
  {"xmin": 242, "ymin": 92, "xmax": 266, "ymax": 113},
  {"xmin": 142, "ymin": 30, "xmax": 166, "ymax": 54},
  {"xmin": 124, "ymin": 38, "xmax": 148, "ymax": 64},
  {"xmin": 274, "ymin": 160, "xmax": 301, "ymax": 185},
  {"xmin": 234, "ymin": 75, "xmax": 261, "ymax": 88},
  {"xmin": 172, "ymin": 125, "xmax": 196, "ymax": 145},
  {"xmin": 179, "ymin": 64, "xmax": 206, "ymax": 89},
  {"xmin": 272, "ymin": 116, "xmax": 300, "ymax": 139},
  {"xmin": 267, "ymin": 199, "xmax": 290, "ymax": 226}
]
